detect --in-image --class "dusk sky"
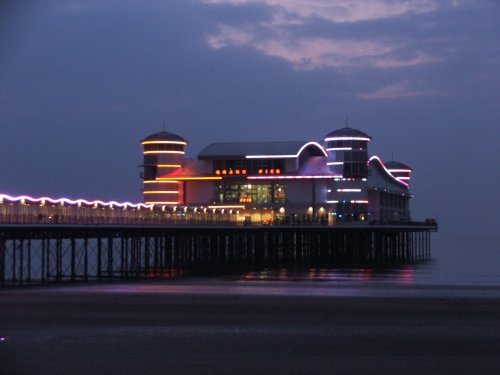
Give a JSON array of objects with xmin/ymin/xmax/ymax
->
[{"xmin": 1, "ymin": 0, "xmax": 499, "ymax": 237}]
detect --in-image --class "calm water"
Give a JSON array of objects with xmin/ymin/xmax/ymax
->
[
  {"xmin": 169, "ymin": 235, "xmax": 500, "ymax": 287},
  {"xmin": 64, "ymin": 235, "xmax": 499, "ymax": 300},
  {"xmin": 11, "ymin": 234, "xmax": 500, "ymax": 299}
]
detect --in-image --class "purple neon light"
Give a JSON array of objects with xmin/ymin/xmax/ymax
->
[
  {"xmin": 367, "ymin": 156, "xmax": 409, "ymax": 187},
  {"xmin": 247, "ymin": 175, "xmax": 342, "ymax": 180},
  {"xmin": 0, "ymin": 193, "xmax": 153, "ymax": 209}
]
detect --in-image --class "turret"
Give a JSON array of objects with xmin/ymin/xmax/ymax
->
[
  {"xmin": 323, "ymin": 127, "xmax": 371, "ymax": 178},
  {"xmin": 140, "ymin": 131, "xmax": 187, "ymax": 205}
]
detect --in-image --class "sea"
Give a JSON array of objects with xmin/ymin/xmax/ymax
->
[{"xmin": 66, "ymin": 234, "xmax": 500, "ymax": 300}]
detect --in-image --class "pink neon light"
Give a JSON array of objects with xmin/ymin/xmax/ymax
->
[
  {"xmin": 387, "ymin": 169, "xmax": 412, "ymax": 173},
  {"xmin": 247, "ymin": 175, "xmax": 342, "ymax": 180},
  {"xmin": 326, "ymin": 147, "xmax": 352, "ymax": 151},
  {"xmin": 336, "ymin": 189, "xmax": 361, "ymax": 192},
  {"xmin": 327, "ymin": 200, "xmax": 368, "ymax": 204},
  {"xmin": 327, "ymin": 162, "xmax": 343, "ymax": 165},
  {"xmin": 367, "ymin": 156, "xmax": 409, "ymax": 187},
  {"xmin": 396, "ymin": 177, "xmax": 410, "ymax": 180},
  {"xmin": 246, "ymin": 141, "xmax": 327, "ymax": 159},
  {"xmin": 0, "ymin": 193, "xmax": 153, "ymax": 209}
]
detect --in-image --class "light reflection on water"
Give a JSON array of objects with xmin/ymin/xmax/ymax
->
[
  {"xmin": 239, "ymin": 266, "xmax": 416, "ymax": 285},
  {"xmin": 31, "ymin": 235, "xmax": 500, "ymax": 300},
  {"xmin": 136, "ymin": 235, "xmax": 499, "ymax": 288}
]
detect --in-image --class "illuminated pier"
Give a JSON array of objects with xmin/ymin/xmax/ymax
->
[{"xmin": 0, "ymin": 193, "xmax": 436, "ymax": 286}]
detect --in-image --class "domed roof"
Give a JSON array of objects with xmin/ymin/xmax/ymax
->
[
  {"xmin": 385, "ymin": 161, "xmax": 412, "ymax": 171},
  {"xmin": 324, "ymin": 127, "xmax": 371, "ymax": 140},
  {"xmin": 141, "ymin": 131, "xmax": 187, "ymax": 144}
]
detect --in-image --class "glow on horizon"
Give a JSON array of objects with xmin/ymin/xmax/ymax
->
[
  {"xmin": 246, "ymin": 141, "xmax": 327, "ymax": 159},
  {"xmin": 0, "ymin": 193, "xmax": 153, "ymax": 209}
]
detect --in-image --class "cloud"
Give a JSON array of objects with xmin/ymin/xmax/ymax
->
[
  {"xmin": 203, "ymin": 0, "xmax": 453, "ymax": 23},
  {"xmin": 206, "ymin": 24, "xmax": 440, "ymax": 70},
  {"xmin": 357, "ymin": 82, "xmax": 441, "ymax": 99},
  {"xmin": 203, "ymin": 0, "xmax": 464, "ymax": 70}
]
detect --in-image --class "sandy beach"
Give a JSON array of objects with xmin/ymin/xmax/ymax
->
[{"xmin": 1, "ymin": 282, "xmax": 500, "ymax": 375}]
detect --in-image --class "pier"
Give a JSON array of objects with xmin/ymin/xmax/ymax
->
[
  {"xmin": 0, "ymin": 193, "xmax": 437, "ymax": 286},
  {"xmin": 0, "ymin": 222, "xmax": 435, "ymax": 286}
]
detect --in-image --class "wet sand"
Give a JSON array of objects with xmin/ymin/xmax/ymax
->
[{"xmin": 1, "ymin": 282, "xmax": 500, "ymax": 374}]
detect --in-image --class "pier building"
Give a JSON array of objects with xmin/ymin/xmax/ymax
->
[{"xmin": 140, "ymin": 126, "xmax": 413, "ymax": 224}]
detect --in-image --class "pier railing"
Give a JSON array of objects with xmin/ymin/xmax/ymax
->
[
  {"xmin": 0, "ymin": 196, "xmax": 238, "ymax": 226},
  {"xmin": 0, "ymin": 195, "xmax": 438, "ymax": 229}
]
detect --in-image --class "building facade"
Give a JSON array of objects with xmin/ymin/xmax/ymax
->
[{"xmin": 140, "ymin": 127, "xmax": 412, "ymax": 224}]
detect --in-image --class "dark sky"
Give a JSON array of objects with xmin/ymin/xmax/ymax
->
[{"xmin": 1, "ymin": 0, "xmax": 499, "ymax": 238}]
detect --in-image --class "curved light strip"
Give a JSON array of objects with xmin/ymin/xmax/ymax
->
[
  {"xmin": 141, "ymin": 141, "xmax": 187, "ymax": 145},
  {"xmin": 0, "ymin": 193, "xmax": 153, "ymax": 209},
  {"xmin": 246, "ymin": 141, "xmax": 327, "ymax": 159},
  {"xmin": 296, "ymin": 141, "xmax": 328, "ymax": 157},
  {"xmin": 324, "ymin": 136, "xmax": 371, "ymax": 141},
  {"xmin": 367, "ymin": 156, "xmax": 409, "ymax": 187}
]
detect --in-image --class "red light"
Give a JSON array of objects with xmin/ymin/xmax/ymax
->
[
  {"xmin": 276, "ymin": 169, "xmax": 281, "ymax": 174},
  {"xmin": 215, "ymin": 170, "xmax": 221, "ymax": 175},
  {"xmin": 258, "ymin": 169, "xmax": 263, "ymax": 174},
  {"xmin": 235, "ymin": 170, "xmax": 240, "ymax": 175},
  {"xmin": 222, "ymin": 170, "xmax": 227, "ymax": 175},
  {"xmin": 242, "ymin": 169, "xmax": 247, "ymax": 175},
  {"xmin": 270, "ymin": 169, "xmax": 274, "ymax": 174}
]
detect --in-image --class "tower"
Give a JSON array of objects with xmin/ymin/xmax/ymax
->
[
  {"xmin": 140, "ymin": 131, "xmax": 187, "ymax": 205},
  {"xmin": 323, "ymin": 126, "xmax": 372, "ymax": 221}
]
